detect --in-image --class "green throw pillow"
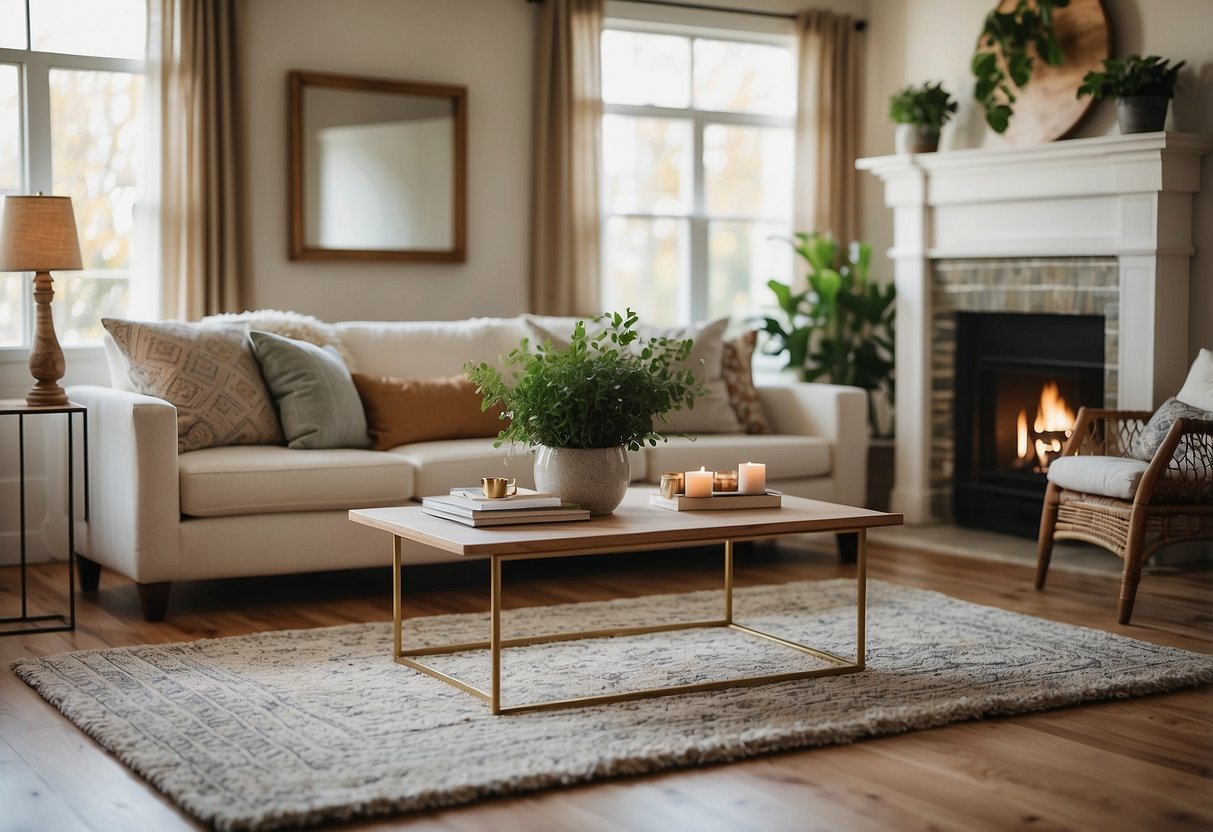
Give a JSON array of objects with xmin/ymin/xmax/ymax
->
[{"xmin": 248, "ymin": 330, "xmax": 371, "ymax": 450}]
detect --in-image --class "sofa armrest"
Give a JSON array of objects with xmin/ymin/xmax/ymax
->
[
  {"xmin": 757, "ymin": 382, "xmax": 868, "ymax": 507},
  {"xmin": 69, "ymin": 385, "xmax": 181, "ymax": 583}
]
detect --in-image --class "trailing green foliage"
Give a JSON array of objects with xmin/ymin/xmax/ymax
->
[
  {"xmin": 759, "ymin": 232, "xmax": 895, "ymax": 437},
  {"xmin": 1076, "ymin": 55, "xmax": 1185, "ymax": 100},
  {"xmin": 972, "ymin": 0, "xmax": 1069, "ymax": 133},
  {"xmin": 464, "ymin": 310, "xmax": 704, "ymax": 452},
  {"xmin": 888, "ymin": 81, "xmax": 958, "ymax": 131}
]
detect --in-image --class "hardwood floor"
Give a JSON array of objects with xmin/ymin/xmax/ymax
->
[{"xmin": 2, "ymin": 540, "xmax": 1210, "ymax": 832}]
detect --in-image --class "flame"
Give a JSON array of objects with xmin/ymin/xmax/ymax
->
[
  {"xmin": 1033, "ymin": 382, "xmax": 1074, "ymax": 434},
  {"xmin": 1015, "ymin": 382, "xmax": 1077, "ymax": 471}
]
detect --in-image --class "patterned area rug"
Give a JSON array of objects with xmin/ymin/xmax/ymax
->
[{"xmin": 13, "ymin": 580, "xmax": 1213, "ymax": 831}]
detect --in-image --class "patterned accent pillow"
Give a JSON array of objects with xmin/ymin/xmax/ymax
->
[
  {"xmin": 721, "ymin": 330, "xmax": 771, "ymax": 434},
  {"xmin": 1129, "ymin": 396, "xmax": 1213, "ymax": 461},
  {"xmin": 103, "ymin": 319, "xmax": 286, "ymax": 453}
]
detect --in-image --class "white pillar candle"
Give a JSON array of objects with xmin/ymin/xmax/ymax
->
[
  {"xmin": 684, "ymin": 467, "xmax": 714, "ymax": 498},
  {"xmin": 738, "ymin": 462, "xmax": 766, "ymax": 494}
]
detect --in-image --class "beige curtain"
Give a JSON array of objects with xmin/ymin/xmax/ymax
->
[
  {"xmin": 529, "ymin": 0, "xmax": 603, "ymax": 316},
  {"xmin": 794, "ymin": 10, "xmax": 862, "ymax": 244},
  {"xmin": 153, "ymin": 0, "xmax": 246, "ymax": 320}
]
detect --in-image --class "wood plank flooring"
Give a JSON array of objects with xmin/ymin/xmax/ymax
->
[{"xmin": 1, "ymin": 540, "xmax": 1210, "ymax": 832}]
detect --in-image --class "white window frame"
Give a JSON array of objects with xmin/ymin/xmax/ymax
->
[
  {"xmin": 0, "ymin": 13, "xmax": 144, "ymax": 354},
  {"xmin": 601, "ymin": 2, "xmax": 796, "ymax": 325}
]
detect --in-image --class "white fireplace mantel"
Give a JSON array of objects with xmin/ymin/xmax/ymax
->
[{"xmin": 858, "ymin": 131, "xmax": 1212, "ymax": 523}]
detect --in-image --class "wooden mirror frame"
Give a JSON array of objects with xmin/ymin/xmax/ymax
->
[{"xmin": 288, "ymin": 71, "xmax": 467, "ymax": 262}]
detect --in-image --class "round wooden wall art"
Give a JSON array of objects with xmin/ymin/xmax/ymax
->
[{"xmin": 987, "ymin": 0, "xmax": 1110, "ymax": 146}]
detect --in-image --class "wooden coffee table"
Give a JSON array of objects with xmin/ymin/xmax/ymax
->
[{"xmin": 351, "ymin": 490, "xmax": 902, "ymax": 714}]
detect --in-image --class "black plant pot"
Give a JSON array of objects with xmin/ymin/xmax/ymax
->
[{"xmin": 1116, "ymin": 95, "xmax": 1169, "ymax": 134}]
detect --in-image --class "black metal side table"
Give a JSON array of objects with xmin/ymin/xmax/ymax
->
[{"xmin": 1, "ymin": 400, "xmax": 88, "ymax": 635}]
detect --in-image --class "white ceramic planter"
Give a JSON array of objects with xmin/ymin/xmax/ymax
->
[{"xmin": 533, "ymin": 445, "xmax": 630, "ymax": 515}]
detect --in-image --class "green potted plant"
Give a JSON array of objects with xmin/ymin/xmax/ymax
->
[
  {"xmin": 971, "ymin": 0, "xmax": 1068, "ymax": 133},
  {"xmin": 1077, "ymin": 54, "xmax": 1185, "ymax": 133},
  {"xmin": 888, "ymin": 81, "xmax": 958, "ymax": 153},
  {"xmin": 465, "ymin": 310, "xmax": 703, "ymax": 514},
  {"xmin": 759, "ymin": 232, "xmax": 895, "ymax": 438}
]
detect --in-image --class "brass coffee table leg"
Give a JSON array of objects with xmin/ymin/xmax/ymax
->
[{"xmin": 392, "ymin": 531, "xmax": 868, "ymax": 715}]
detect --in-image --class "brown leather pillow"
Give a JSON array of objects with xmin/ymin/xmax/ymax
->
[{"xmin": 352, "ymin": 374, "xmax": 507, "ymax": 451}]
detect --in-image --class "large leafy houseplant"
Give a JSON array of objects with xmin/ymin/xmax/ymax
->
[
  {"xmin": 759, "ymin": 233, "xmax": 895, "ymax": 438},
  {"xmin": 464, "ymin": 310, "xmax": 703, "ymax": 452},
  {"xmin": 972, "ymin": 0, "xmax": 1069, "ymax": 133}
]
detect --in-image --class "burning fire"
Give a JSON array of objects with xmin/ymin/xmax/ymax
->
[{"xmin": 1016, "ymin": 382, "xmax": 1076, "ymax": 471}]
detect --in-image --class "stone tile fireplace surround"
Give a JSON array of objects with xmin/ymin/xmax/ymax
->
[{"xmin": 860, "ymin": 132, "xmax": 1213, "ymax": 525}]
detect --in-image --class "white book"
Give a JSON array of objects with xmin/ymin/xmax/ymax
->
[
  {"xmin": 421, "ymin": 504, "xmax": 590, "ymax": 527},
  {"xmin": 442, "ymin": 487, "xmax": 563, "ymax": 511}
]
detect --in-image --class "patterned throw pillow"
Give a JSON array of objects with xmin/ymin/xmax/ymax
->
[
  {"xmin": 721, "ymin": 330, "xmax": 771, "ymax": 434},
  {"xmin": 1129, "ymin": 396, "xmax": 1213, "ymax": 461},
  {"xmin": 103, "ymin": 319, "xmax": 286, "ymax": 453}
]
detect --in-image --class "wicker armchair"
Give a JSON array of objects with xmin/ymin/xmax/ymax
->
[{"xmin": 1035, "ymin": 407, "xmax": 1213, "ymax": 624}]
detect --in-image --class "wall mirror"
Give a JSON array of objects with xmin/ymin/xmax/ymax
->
[{"xmin": 289, "ymin": 71, "xmax": 467, "ymax": 262}]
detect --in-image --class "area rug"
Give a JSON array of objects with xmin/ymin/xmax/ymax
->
[{"xmin": 13, "ymin": 580, "xmax": 1213, "ymax": 831}]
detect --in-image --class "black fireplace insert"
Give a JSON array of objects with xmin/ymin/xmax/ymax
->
[{"xmin": 953, "ymin": 312, "xmax": 1104, "ymax": 536}]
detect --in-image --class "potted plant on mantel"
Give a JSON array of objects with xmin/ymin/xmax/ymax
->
[
  {"xmin": 465, "ymin": 311, "xmax": 703, "ymax": 515},
  {"xmin": 888, "ymin": 81, "xmax": 958, "ymax": 153},
  {"xmin": 1076, "ymin": 54, "xmax": 1185, "ymax": 134}
]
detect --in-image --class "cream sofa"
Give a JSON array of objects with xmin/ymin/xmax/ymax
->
[{"xmin": 70, "ymin": 316, "xmax": 868, "ymax": 620}]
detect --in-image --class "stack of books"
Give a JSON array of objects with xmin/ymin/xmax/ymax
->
[{"xmin": 421, "ymin": 487, "xmax": 591, "ymax": 527}]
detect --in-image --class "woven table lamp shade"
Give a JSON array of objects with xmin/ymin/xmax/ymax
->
[{"xmin": 0, "ymin": 194, "xmax": 83, "ymax": 406}]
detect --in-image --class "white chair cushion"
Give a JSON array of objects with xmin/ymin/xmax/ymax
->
[
  {"xmin": 1046, "ymin": 455, "xmax": 1149, "ymax": 500},
  {"xmin": 1177, "ymin": 347, "xmax": 1213, "ymax": 411},
  {"xmin": 642, "ymin": 434, "xmax": 831, "ymax": 483},
  {"xmin": 180, "ymin": 446, "xmax": 414, "ymax": 517}
]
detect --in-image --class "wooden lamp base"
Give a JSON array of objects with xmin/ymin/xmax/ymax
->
[{"xmin": 26, "ymin": 270, "xmax": 69, "ymax": 408}]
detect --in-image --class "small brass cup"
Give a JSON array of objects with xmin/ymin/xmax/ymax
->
[
  {"xmin": 481, "ymin": 477, "xmax": 517, "ymax": 499},
  {"xmin": 659, "ymin": 472, "xmax": 684, "ymax": 499}
]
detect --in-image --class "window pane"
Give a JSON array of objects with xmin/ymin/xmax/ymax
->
[
  {"xmin": 0, "ymin": 64, "xmax": 20, "ymax": 190},
  {"xmin": 0, "ymin": 0, "xmax": 26, "ymax": 49},
  {"xmin": 693, "ymin": 39, "xmax": 794, "ymax": 116},
  {"xmin": 0, "ymin": 271, "xmax": 24, "ymax": 345},
  {"xmin": 49, "ymin": 68, "xmax": 143, "ymax": 343},
  {"xmin": 603, "ymin": 217, "xmax": 685, "ymax": 327},
  {"xmin": 53, "ymin": 272, "xmax": 128, "ymax": 344},
  {"xmin": 602, "ymin": 30, "xmax": 690, "ymax": 108},
  {"xmin": 704, "ymin": 124, "xmax": 793, "ymax": 218},
  {"xmin": 603, "ymin": 115, "xmax": 692, "ymax": 214},
  {"xmin": 30, "ymin": 0, "xmax": 146, "ymax": 59},
  {"xmin": 707, "ymin": 221, "xmax": 792, "ymax": 323}
]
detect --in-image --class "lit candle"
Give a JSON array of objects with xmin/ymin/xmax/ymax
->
[
  {"xmin": 738, "ymin": 462, "xmax": 766, "ymax": 495},
  {"xmin": 684, "ymin": 467, "xmax": 714, "ymax": 498}
]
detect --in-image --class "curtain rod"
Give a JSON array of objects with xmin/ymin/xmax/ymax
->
[{"xmin": 528, "ymin": 0, "xmax": 867, "ymax": 31}]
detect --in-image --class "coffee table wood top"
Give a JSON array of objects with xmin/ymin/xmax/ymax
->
[{"xmin": 350, "ymin": 490, "xmax": 902, "ymax": 558}]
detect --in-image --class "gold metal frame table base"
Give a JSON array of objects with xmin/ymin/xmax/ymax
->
[{"xmin": 391, "ymin": 532, "xmax": 867, "ymax": 715}]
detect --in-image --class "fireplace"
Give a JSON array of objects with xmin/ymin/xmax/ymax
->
[{"xmin": 953, "ymin": 312, "xmax": 1104, "ymax": 536}]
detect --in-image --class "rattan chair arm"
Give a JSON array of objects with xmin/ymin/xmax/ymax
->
[
  {"xmin": 1060, "ymin": 407, "xmax": 1153, "ymax": 458},
  {"xmin": 1134, "ymin": 418, "xmax": 1213, "ymax": 506}
]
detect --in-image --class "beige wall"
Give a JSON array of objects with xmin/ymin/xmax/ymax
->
[
  {"xmin": 860, "ymin": 0, "xmax": 1213, "ymax": 361},
  {"xmin": 243, "ymin": 0, "xmax": 534, "ymax": 322}
]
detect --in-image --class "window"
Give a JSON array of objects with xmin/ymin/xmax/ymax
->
[
  {"xmin": 600, "ymin": 18, "xmax": 795, "ymax": 328},
  {"xmin": 0, "ymin": 0, "xmax": 146, "ymax": 347}
]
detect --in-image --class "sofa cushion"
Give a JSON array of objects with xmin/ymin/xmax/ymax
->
[
  {"xmin": 249, "ymin": 331, "xmax": 371, "ymax": 450},
  {"xmin": 1046, "ymin": 455, "xmax": 1148, "ymax": 500},
  {"xmin": 642, "ymin": 434, "xmax": 831, "ymax": 483},
  {"xmin": 353, "ymin": 374, "xmax": 506, "ymax": 451},
  {"xmin": 389, "ymin": 438, "xmax": 648, "ymax": 497},
  {"xmin": 179, "ymin": 446, "xmax": 413, "ymax": 517},
  {"xmin": 103, "ymin": 318, "xmax": 285, "ymax": 453},
  {"xmin": 721, "ymin": 330, "xmax": 771, "ymax": 434},
  {"xmin": 334, "ymin": 318, "xmax": 527, "ymax": 379},
  {"xmin": 525, "ymin": 315, "xmax": 743, "ymax": 435}
]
